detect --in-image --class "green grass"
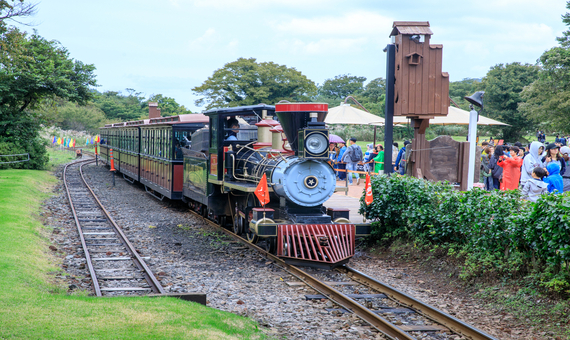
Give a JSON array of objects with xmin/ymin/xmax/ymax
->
[
  {"xmin": 46, "ymin": 147, "xmax": 76, "ymax": 169},
  {"xmin": 0, "ymin": 169, "xmax": 265, "ymax": 339}
]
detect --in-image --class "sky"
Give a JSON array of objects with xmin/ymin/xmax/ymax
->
[{"xmin": 14, "ymin": 0, "xmax": 569, "ymax": 112}]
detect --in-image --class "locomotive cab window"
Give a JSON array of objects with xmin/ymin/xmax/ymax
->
[{"xmin": 223, "ymin": 115, "xmax": 258, "ymax": 142}]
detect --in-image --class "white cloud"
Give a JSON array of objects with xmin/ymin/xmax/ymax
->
[
  {"xmin": 275, "ymin": 11, "xmax": 393, "ymax": 37},
  {"xmin": 171, "ymin": 0, "xmax": 332, "ymax": 9},
  {"xmin": 277, "ymin": 37, "xmax": 369, "ymax": 55},
  {"xmin": 187, "ymin": 28, "xmax": 217, "ymax": 51}
]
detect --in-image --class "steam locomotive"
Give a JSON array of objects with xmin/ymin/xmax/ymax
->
[{"xmin": 99, "ymin": 103, "xmax": 371, "ymax": 268}]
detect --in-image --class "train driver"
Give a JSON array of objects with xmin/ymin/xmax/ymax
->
[{"xmin": 226, "ymin": 117, "xmax": 240, "ymax": 141}]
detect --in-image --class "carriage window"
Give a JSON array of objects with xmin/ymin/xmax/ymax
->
[{"xmin": 174, "ymin": 130, "xmax": 193, "ymax": 160}]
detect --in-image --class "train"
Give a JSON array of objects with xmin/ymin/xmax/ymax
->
[{"xmin": 99, "ymin": 102, "xmax": 371, "ymax": 268}]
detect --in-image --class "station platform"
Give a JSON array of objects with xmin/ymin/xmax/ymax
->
[{"xmin": 324, "ymin": 180, "xmax": 368, "ymax": 224}]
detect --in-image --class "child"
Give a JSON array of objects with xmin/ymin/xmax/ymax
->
[
  {"xmin": 497, "ymin": 146, "xmax": 523, "ymax": 191},
  {"xmin": 521, "ymin": 167, "xmax": 548, "ymax": 202},
  {"xmin": 544, "ymin": 163, "xmax": 564, "ymax": 194}
]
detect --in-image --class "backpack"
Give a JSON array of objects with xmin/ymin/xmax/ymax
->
[{"xmin": 350, "ymin": 145, "xmax": 363, "ymax": 162}]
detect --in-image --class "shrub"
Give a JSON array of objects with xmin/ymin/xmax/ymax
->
[{"xmin": 361, "ymin": 175, "xmax": 570, "ymax": 293}]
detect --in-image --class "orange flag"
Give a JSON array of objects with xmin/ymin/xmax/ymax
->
[
  {"xmin": 365, "ymin": 173, "xmax": 373, "ymax": 205},
  {"xmin": 255, "ymin": 173, "xmax": 270, "ymax": 206}
]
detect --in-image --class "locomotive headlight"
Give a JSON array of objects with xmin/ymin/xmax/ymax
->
[{"xmin": 305, "ymin": 134, "xmax": 327, "ymax": 154}]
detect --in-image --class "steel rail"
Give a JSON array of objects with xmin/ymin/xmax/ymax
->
[
  {"xmin": 63, "ymin": 159, "xmax": 103, "ymax": 296},
  {"xmin": 188, "ymin": 207, "xmax": 497, "ymax": 339},
  {"xmin": 187, "ymin": 210, "xmax": 413, "ymax": 339},
  {"xmin": 339, "ymin": 266, "xmax": 497, "ymax": 340},
  {"xmin": 78, "ymin": 162, "xmax": 165, "ymax": 295}
]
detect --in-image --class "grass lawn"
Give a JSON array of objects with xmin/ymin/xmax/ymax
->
[{"xmin": 0, "ymin": 166, "xmax": 265, "ymax": 339}]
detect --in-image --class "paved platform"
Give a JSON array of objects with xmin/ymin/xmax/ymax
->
[{"xmin": 324, "ymin": 180, "xmax": 368, "ymax": 224}]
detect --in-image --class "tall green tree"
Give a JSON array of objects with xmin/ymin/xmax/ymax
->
[
  {"xmin": 318, "ymin": 74, "xmax": 366, "ymax": 99},
  {"xmin": 91, "ymin": 90, "xmax": 146, "ymax": 122},
  {"xmin": 0, "ymin": 27, "xmax": 97, "ymax": 169},
  {"xmin": 38, "ymin": 98, "xmax": 106, "ymax": 134},
  {"xmin": 520, "ymin": 1, "xmax": 570, "ymax": 133},
  {"xmin": 192, "ymin": 58, "xmax": 317, "ymax": 109},
  {"xmin": 449, "ymin": 78, "xmax": 482, "ymax": 111},
  {"xmin": 481, "ymin": 62, "xmax": 539, "ymax": 141},
  {"xmin": 358, "ymin": 77, "xmax": 386, "ymax": 116}
]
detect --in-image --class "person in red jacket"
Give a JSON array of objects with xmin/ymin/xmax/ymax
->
[{"xmin": 497, "ymin": 146, "xmax": 523, "ymax": 190}]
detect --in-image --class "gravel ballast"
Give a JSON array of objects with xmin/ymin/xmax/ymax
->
[{"xmin": 41, "ymin": 161, "xmax": 535, "ymax": 339}]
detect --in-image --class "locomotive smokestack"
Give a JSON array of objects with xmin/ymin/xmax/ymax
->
[
  {"xmin": 274, "ymin": 103, "xmax": 328, "ymax": 153},
  {"xmin": 149, "ymin": 102, "xmax": 161, "ymax": 119}
]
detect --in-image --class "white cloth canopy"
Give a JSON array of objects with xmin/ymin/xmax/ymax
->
[
  {"xmin": 325, "ymin": 104, "xmax": 384, "ymax": 125},
  {"xmin": 375, "ymin": 106, "xmax": 509, "ymax": 126}
]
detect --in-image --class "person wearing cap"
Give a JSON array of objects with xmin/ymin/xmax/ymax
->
[
  {"xmin": 560, "ymin": 146, "xmax": 570, "ymax": 192},
  {"xmin": 541, "ymin": 143, "xmax": 566, "ymax": 177},
  {"xmin": 341, "ymin": 137, "xmax": 363, "ymax": 185},
  {"xmin": 395, "ymin": 141, "xmax": 410, "ymax": 175}
]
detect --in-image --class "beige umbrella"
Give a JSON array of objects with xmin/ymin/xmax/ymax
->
[
  {"xmin": 379, "ymin": 106, "xmax": 509, "ymax": 126},
  {"xmin": 325, "ymin": 104, "xmax": 385, "ymax": 125}
]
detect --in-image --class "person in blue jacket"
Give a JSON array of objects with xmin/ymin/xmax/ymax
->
[
  {"xmin": 395, "ymin": 140, "xmax": 410, "ymax": 175},
  {"xmin": 336, "ymin": 142, "xmax": 347, "ymax": 180},
  {"xmin": 544, "ymin": 162, "xmax": 564, "ymax": 194}
]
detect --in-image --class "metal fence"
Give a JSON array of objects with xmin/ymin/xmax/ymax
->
[{"xmin": 0, "ymin": 153, "xmax": 30, "ymax": 164}]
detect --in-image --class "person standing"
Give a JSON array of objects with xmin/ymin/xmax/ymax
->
[
  {"xmin": 480, "ymin": 145, "xmax": 493, "ymax": 190},
  {"xmin": 373, "ymin": 144, "xmax": 385, "ymax": 175},
  {"xmin": 341, "ymin": 137, "xmax": 363, "ymax": 185},
  {"xmin": 521, "ymin": 141, "xmax": 543, "ymax": 187},
  {"xmin": 392, "ymin": 142, "xmax": 399, "ymax": 170},
  {"xmin": 363, "ymin": 144, "xmax": 374, "ymax": 172},
  {"xmin": 488, "ymin": 145, "xmax": 505, "ymax": 190},
  {"xmin": 560, "ymin": 146, "xmax": 570, "ymax": 192},
  {"xmin": 497, "ymin": 146, "xmax": 523, "ymax": 190},
  {"xmin": 541, "ymin": 143, "xmax": 566, "ymax": 177},
  {"xmin": 336, "ymin": 142, "xmax": 347, "ymax": 181},
  {"xmin": 395, "ymin": 141, "xmax": 410, "ymax": 175},
  {"xmin": 544, "ymin": 163, "xmax": 564, "ymax": 193}
]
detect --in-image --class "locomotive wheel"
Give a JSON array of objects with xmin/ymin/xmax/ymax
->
[
  {"xmin": 263, "ymin": 237, "xmax": 277, "ymax": 254},
  {"xmin": 233, "ymin": 214, "xmax": 243, "ymax": 235},
  {"xmin": 246, "ymin": 229, "xmax": 259, "ymax": 244}
]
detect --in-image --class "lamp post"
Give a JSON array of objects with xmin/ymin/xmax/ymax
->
[{"xmin": 464, "ymin": 91, "xmax": 484, "ymax": 190}]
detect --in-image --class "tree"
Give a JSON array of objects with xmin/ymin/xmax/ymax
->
[
  {"xmin": 91, "ymin": 90, "xmax": 145, "ymax": 122},
  {"xmin": 520, "ymin": 1, "xmax": 570, "ymax": 133},
  {"xmin": 38, "ymin": 99, "xmax": 106, "ymax": 134},
  {"xmin": 481, "ymin": 63, "xmax": 539, "ymax": 141},
  {"xmin": 192, "ymin": 58, "xmax": 317, "ymax": 109},
  {"xmin": 358, "ymin": 77, "xmax": 386, "ymax": 116},
  {"xmin": 449, "ymin": 78, "xmax": 482, "ymax": 111},
  {"xmin": 0, "ymin": 0, "xmax": 37, "ymax": 32},
  {"xmin": 0, "ymin": 27, "xmax": 97, "ymax": 169},
  {"xmin": 318, "ymin": 74, "xmax": 367, "ymax": 99}
]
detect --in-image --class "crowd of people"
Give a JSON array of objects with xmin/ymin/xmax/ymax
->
[
  {"xmin": 479, "ymin": 136, "xmax": 570, "ymax": 202},
  {"xmin": 328, "ymin": 133, "xmax": 570, "ymax": 202},
  {"xmin": 329, "ymin": 138, "xmax": 407, "ymax": 185}
]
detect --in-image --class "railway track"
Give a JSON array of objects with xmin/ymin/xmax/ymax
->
[
  {"xmin": 187, "ymin": 208, "xmax": 496, "ymax": 340},
  {"xmin": 63, "ymin": 159, "xmax": 164, "ymax": 297}
]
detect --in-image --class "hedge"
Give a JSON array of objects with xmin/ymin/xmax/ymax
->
[{"xmin": 359, "ymin": 175, "xmax": 570, "ymax": 289}]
